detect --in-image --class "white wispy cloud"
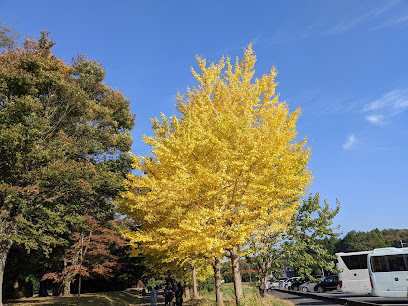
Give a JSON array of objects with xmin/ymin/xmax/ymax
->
[
  {"xmin": 342, "ymin": 134, "xmax": 357, "ymax": 150},
  {"xmin": 375, "ymin": 13, "xmax": 408, "ymax": 29},
  {"xmin": 365, "ymin": 115, "xmax": 385, "ymax": 125},
  {"xmin": 363, "ymin": 89, "xmax": 408, "ymax": 125},
  {"xmin": 321, "ymin": 1, "xmax": 398, "ymax": 37},
  {"xmin": 301, "ymin": 24, "xmax": 320, "ymax": 39}
]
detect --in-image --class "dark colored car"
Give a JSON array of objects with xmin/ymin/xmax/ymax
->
[
  {"xmin": 290, "ymin": 275, "xmax": 325, "ymax": 291},
  {"xmin": 290, "ymin": 277, "xmax": 310, "ymax": 291},
  {"xmin": 314, "ymin": 275, "xmax": 339, "ymax": 293}
]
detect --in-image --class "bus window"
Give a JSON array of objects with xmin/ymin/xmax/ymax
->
[
  {"xmin": 341, "ymin": 254, "xmax": 368, "ymax": 270},
  {"xmin": 386, "ymin": 255, "xmax": 407, "ymax": 271},
  {"xmin": 351, "ymin": 255, "xmax": 368, "ymax": 269},
  {"xmin": 372, "ymin": 256, "xmax": 387, "ymax": 272}
]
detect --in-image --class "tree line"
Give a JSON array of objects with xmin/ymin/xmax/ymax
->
[
  {"xmin": 327, "ymin": 228, "xmax": 408, "ymax": 254},
  {"xmin": 0, "ymin": 24, "xmax": 136, "ymax": 305}
]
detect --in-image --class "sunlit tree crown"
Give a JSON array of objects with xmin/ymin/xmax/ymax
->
[{"xmin": 119, "ymin": 44, "xmax": 313, "ymax": 266}]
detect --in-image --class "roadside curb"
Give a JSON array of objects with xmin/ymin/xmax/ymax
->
[{"xmin": 274, "ymin": 289, "xmax": 378, "ymax": 306}]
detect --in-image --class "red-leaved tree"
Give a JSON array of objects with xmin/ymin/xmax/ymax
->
[{"xmin": 43, "ymin": 216, "xmax": 127, "ymax": 296}]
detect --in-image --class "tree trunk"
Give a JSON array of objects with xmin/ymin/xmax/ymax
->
[
  {"xmin": 61, "ymin": 278, "xmax": 71, "ymax": 296},
  {"xmin": 23, "ymin": 280, "xmax": 33, "ymax": 298},
  {"xmin": 213, "ymin": 257, "xmax": 224, "ymax": 306},
  {"xmin": 52, "ymin": 282, "xmax": 60, "ymax": 296},
  {"xmin": 256, "ymin": 240, "xmax": 272, "ymax": 298},
  {"xmin": 39, "ymin": 280, "xmax": 49, "ymax": 297},
  {"xmin": 60, "ymin": 259, "xmax": 71, "ymax": 296},
  {"xmin": 78, "ymin": 233, "xmax": 84, "ymax": 299},
  {"xmin": 0, "ymin": 240, "xmax": 12, "ymax": 306},
  {"xmin": 12, "ymin": 280, "xmax": 19, "ymax": 299},
  {"xmin": 183, "ymin": 279, "xmax": 190, "ymax": 301},
  {"xmin": 192, "ymin": 266, "xmax": 199, "ymax": 298},
  {"xmin": 257, "ymin": 258, "xmax": 267, "ymax": 297},
  {"xmin": 229, "ymin": 248, "xmax": 243, "ymax": 305},
  {"xmin": 258, "ymin": 272, "xmax": 267, "ymax": 297}
]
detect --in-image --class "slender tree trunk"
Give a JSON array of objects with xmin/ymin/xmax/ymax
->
[
  {"xmin": 0, "ymin": 240, "xmax": 13, "ymax": 306},
  {"xmin": 24, "ymin": 280, "xmax": 33, "ymax": 298},
  {"xmin": 183, "ymin": 279, "xmax": 190, "ymax": 301},
  {"xmin": 213, "ymin": 257, "xmax": 224, "ymax": 306},
  {"xmin": 192, "ymin": 266, "xmax": 199, "ymax": 298},
  {"xmin": 60, "ymin": 260, "xmax": 71, "ymax": 296},
  {"xmin": 256, "ymin": 240, "xmax": 272, "ymax": 298},
  {"xmin": 257, "ymin": 257, "xmax": 267, "ymax": 297},
  {"xmin": 52, "ymin": 282, "xmax": 60, "ymax": 296},
  {"xmin": 258, "ymin": 272, "xmax": 267, "ymax": 297},
  {"xmin": 12, "ymin": 280, "xmax": 19, "ymax": 299},
  {"xmin": 229, "ymin": 248, "xmax": 243, "ymax": 305},
  {"xmin": 78, "ymin": 233, "xmax": 84, "ymax": 299}
]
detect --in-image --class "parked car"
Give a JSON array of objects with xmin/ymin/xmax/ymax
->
[
  {"xmin": 299, "ymin": 275, "xmax": 326, "ymax": 292},
  {"xmin": 290, "ymin": 278, "xmax": 309, "ymax": 291},
  {"xmin": 299, "ymin": 281, "xmax": 319, "ymax": 292},
  {"xmin": 290, "ymin": 275, "xmax": 325, "ymax": 291},
  {"xmin": 284, "ymin": 277, "xmax": 301, "ymax": 290},
  {"xmin": 314, "ymin": 275, "xmax": 339, "ymax": 293}
]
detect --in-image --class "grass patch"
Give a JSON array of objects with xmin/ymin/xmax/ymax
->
[
  {"xmin": 5, "ymin": 284, "xmax": 293, "ymax": 306},
  {"xmin": 5, "ymin": 289, "xmax": 142, "ymax": 306},
  {"xmin": 189, "ymin": 282, "xmax": 293, "ymax": 306}
]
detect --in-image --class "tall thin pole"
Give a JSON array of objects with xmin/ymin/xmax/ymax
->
[
  {"xmin": 78, "ymin": 233, "xmax": 84, "ymax": 299},
  {"xmin": 249, "ymin": 262, "xmax": 252, "ymax": 283}
]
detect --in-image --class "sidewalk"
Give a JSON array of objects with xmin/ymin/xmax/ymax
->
[
  {"xmin": 132, "ymin": 291, "xmax": 196, "ymax": 306},
  {"xmin": 133, "ymin": 296, "xmax": 165, "ymax": 305},
  {"xmin": 131, "ymin": 291, "xmax": 165, "ymax": 306}
]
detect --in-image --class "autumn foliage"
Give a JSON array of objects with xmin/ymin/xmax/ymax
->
[
  {"xmin": 118, "ymin": 45, "xmax": 313, "ymax": 303},
  {"xmin": 43, "ymin": 216, "xmax": 127, "ymax": 283}
]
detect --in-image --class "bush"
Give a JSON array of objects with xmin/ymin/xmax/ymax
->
[
  {"xmin": 198, "ymin": 275, "xmax": 215, "ymax": 292},
  {"xmin": 241, "ymin": 272, "xmax": 258, "ymax": 283}
]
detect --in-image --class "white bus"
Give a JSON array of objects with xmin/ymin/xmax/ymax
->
[
  {"xmin": 368, "ymin": 247, "xmax": 408, "ymax": 298},
  {"xmin": 335, "ymin": 250, "xmax": 372, "ymax": 294}
]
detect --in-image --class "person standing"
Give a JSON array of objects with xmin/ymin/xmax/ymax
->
[
  {"xmin": 150, "ymin": 285, "xmax": 158, "ymax": 306},
  {"xmin": 164, "ymin": 282, "xmax": 174, "ymax": 306},
  {"xmin": 175, "ymin": 282, "xmax": 183, "ymax": 306}
]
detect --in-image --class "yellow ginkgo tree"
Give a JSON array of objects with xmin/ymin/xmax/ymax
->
[{"xmin": 118, "ymin": 44, "xmax": 313, "ymax": 305}]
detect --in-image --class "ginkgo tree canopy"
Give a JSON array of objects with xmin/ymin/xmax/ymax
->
[{"xmin": 118, "ymin": 44, "xmax": 313, "ymax": 265}]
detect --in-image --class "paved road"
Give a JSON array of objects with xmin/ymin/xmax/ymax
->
[
  {"xmin": 269, "ymin": 289, "xmax": 408, "ymax": 306},
  {"xmin": 268, "ymin": 290, "xmax": 345, "ymax": 305}
]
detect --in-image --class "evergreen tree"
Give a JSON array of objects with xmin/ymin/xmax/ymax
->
[
  {"xmin": 381, "ymin": 229, "xmax": 408, "ymax": 248},
  {"xmin": 336, "ymin": 229, "xmax": 390, "ymax": 252}
]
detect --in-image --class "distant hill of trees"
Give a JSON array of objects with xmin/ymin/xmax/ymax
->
[{"xmin": 321, "ymin": 228, "xmax": 408, "ymax": 254}]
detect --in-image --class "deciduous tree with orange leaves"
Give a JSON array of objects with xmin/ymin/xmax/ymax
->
[{"xmin": 118, "ymin": 45, "xmax": 312, "ymax": 305}]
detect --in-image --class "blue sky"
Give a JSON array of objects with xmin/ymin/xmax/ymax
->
[{"xmin": 1, "ymin": 0, "xmax": 407, "ymax": 236}]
